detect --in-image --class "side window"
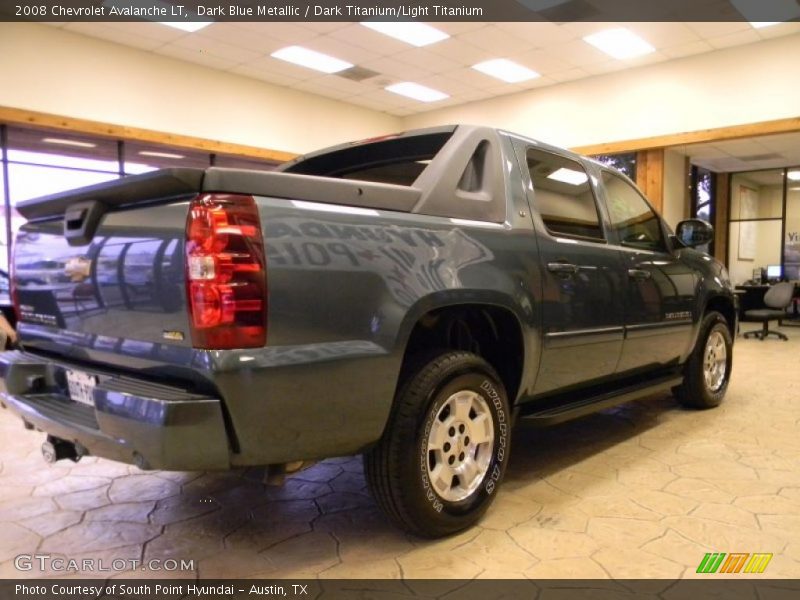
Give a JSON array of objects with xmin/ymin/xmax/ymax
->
[
  {"xmin": 526, "ymin": 148, "xmax": 605, "ymax": 241},
  {"xmin": 603, "ymin": 172, "xmax": 666, "ymax": 252}
]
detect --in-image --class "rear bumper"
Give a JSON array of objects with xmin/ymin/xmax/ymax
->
[{"xmin": 0, "ymin": 350, "xmax": 230, "ymax": 470}]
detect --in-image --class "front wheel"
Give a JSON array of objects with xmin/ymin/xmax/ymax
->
[
  {"xmin": 674, "ymin": 311, "xmax": 733, "ymax": 409},
  {"xmin": 364, "ymin": 351, "xmax": 511, "ymax": 537}
]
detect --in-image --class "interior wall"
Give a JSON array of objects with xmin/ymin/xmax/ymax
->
[
  {"xmin": 403, "ymin": 33, "xmax": 800, "ymax": 151},
  {"xmin": 0, "ymin": 23, "xmax": 401, "ymax": 155}
]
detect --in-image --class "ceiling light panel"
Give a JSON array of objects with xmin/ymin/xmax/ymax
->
[
  {"xmin": 583, "ymin": 28, "xmax": 655, "ymax": 60},
  {"xmin": 102, "ymin": 0, "xmax": 212, "ymax": 32},
  {"xmin": 160, "ymin": 21, "xmax": 212, "ymax": 33},
  {"xmin": 385, "ymin": 82, "xmax": 449, "ymax": 102},
  {"xmin": 271, "ymin": 45, "xmax": 353, "ymax": 73},
  {"xmin": 547, "ymin": 168, "xmax": 589, "ymax": 186},
  {"xmin": 472, "ymin": 59, "xmax": 541, "ymax": 83},
  {"xmin": 788, "ymin": 170, "xmax": 800, "ymax": 181},
  {"xmin": 361, "ymin": 22, "xmax": 449, "ymax": 47}
]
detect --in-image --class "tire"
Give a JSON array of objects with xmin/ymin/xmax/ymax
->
[
  {"xmin": 364, "ymin": 351, "xmax": 511, "ymax": 538},
  {"xmin": 674, "ymin": 311, "xmax": 733, "ymax": 409}
]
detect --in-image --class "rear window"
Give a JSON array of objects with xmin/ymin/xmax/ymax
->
[{"xmin": 281, "ymin": 132, "xmax": 452, "ymax": 186}]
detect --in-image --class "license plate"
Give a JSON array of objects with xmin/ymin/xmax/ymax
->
[{"xmin": 66, "ymin": 369, "xmax": 97, "ymax": 406}]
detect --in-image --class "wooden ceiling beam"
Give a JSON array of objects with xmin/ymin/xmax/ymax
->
[{"xmin": 572, "ymin": 116, "xmax": 800, "ymax": 155}]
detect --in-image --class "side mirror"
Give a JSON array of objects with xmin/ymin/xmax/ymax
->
[{"xmin": 675, "ymin": 218, "xmax": 714, "ymax": 248}]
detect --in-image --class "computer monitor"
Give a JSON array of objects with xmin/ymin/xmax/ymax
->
[{"xmin": 767, "ymin": 264, "xmax": 782, "ymax": 280}]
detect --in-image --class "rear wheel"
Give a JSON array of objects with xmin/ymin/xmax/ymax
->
[
  {"xmin": 674, "ymin": 311, "xmax": 733, "ymax": 409},
  {"xmin": 364, "ymin": 351, "xmax": 510, "ymax": 537}
]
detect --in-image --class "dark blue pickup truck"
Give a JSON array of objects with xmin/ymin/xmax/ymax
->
[{"xmin": 0, "ymin": 125, "xmax": 735, "ymax": 537}]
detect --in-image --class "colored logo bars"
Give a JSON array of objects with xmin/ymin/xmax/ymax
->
[{"xmin": 697, "ymin": 553, "xmax": 773, "ymax": 574}]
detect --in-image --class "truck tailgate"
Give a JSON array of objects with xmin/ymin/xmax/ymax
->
[{"xmin": 14, "ymin": 200, "xmax": 194, "ymax": 368}]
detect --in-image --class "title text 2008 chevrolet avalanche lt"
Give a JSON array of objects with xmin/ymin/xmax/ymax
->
[{"xmin": 0, "ymin": 125, "xmax": 735, "ymax": 537}]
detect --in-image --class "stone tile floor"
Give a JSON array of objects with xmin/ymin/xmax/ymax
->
[{"xmin": 1, "ymin": 328, "xmax": 799, "ymax": 580}]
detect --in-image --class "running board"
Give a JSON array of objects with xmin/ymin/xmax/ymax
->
[{"xmin": 520, "ymin": 375, "xmax": 683, "ymax": 427}]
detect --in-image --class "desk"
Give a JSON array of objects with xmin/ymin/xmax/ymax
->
[
  {"xmin": 735, "ymin": 282, "xmax": 800, "ymax": 322},
  {"xmin": 735, "ymin": 285, "xmax": 771, "ymax": 321}
]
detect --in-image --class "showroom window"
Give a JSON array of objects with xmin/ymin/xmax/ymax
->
[
  {"xmin": 4, "ymin": 126, "xmax": 121, "ymax": 271},
  {"xmin": 691, "ymin": 166, "xmax": 716, "ymax": 223},
  {"xmin": 591, "ymin": 152, "xmax": 637, "ymax": 180},
  {"xmin": 124, "ymin": 141, "xmax": 212, "ymax": 174},
  {"xmin": 691, "ymin": 166, "xmax": 716, "ymax": 255},
  {"xmin": 0, "ymin": 124, "xmax": 279, "ymax": 270},
  {"xmin": 214, "ymin": 154, "xmax": 281, "ymax": 170}
]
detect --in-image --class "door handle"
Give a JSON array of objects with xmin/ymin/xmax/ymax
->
[
  {"xmin": 628, "ymin": 268, "xmax": 652, "ymax": 280},
  {"xmin": 547, "ymin": 262, "xmax": 579, "ymax": 275}
]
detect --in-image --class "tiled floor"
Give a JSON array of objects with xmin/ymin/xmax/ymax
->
[{"xmin": 1, "ymin": 328, "xmax": 799, "ymax": 580}]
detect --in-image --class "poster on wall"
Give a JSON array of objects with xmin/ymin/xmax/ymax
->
[{"xmin": 738, "ymin": 185, "xmax": 758, "ymax": 261}]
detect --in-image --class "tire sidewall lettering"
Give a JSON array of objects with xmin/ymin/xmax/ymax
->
[
  {"xmin": 417, "ymin": 373, "xmax": 509, "ymax": 512},
  {"xmin": 479, "ymin": 379, "xmax": 508, "ymax": 495},
  {"xmin": 419, "ymin": 407, "xmax": 444, "ymax": 513}
]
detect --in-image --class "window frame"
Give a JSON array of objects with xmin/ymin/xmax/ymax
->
[{"xmin": 524, "ymin": 146, "xmax": 608, "ymax": 244}]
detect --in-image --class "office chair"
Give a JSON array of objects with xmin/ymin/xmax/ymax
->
[{"xmin": 743, "ymin": 281, "xmax": 795, "ymax": 341}]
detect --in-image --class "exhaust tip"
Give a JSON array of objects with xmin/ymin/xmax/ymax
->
[{"xmin": 41, "ymin": 440, "xmax": 57, "ymax": 464}]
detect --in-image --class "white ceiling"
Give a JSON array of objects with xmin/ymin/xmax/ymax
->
[
  {"xmin": 679, "ymin": 132, "xmax": 800, "ymax": 172},
  {"xmin": 47, "ymin": 20, "xmax": 800, "ymax": 116}
]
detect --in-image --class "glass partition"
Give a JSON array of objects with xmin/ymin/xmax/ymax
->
[
  {"xmin": 727, "ymin": 169, "xmax": 785, "ymax": 286},
  {"xmin": 785, "ymin": 173, "xmax": 800, "ymax": 280},
  {"xmin": 730, "ymin": 171, "xmax": 784, "ymax": 220}
]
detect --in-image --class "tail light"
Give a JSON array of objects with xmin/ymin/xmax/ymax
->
[{"xmin": 185, "ymin": 194, "xmax": 267, "ymax": 349}]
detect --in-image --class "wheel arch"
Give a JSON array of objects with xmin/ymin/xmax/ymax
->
[
  {"xmin": 705, "ymin": 293, "xmax": 737, "ymax": 338},
  {"xmin": 397, "ymin": 299, "xmax": 528, "ymax": 406}
]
